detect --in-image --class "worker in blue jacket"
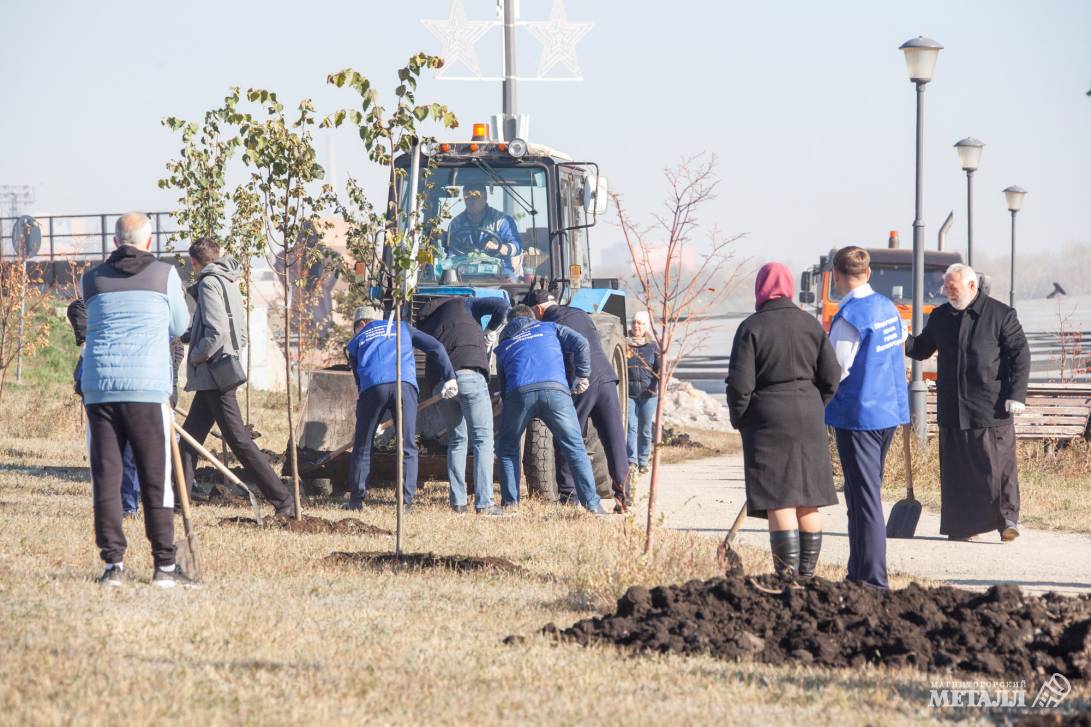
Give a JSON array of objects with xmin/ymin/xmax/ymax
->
[
  {"xmin": 825, "ymin": 246, "xmax": 910, "ymax": 589},
  {"xmin": 526, "ymin": 289, "xmax": 630, "ymax": 506},
  {"xmin": 494, "ymin": 304, "xmax": 609, "ymax": 515},
  {"xmin": 343, "ymin": 304, "xmax": 458, "ymax": 511}
]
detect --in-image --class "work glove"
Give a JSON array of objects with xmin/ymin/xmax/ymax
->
[
  {"xmin": 441, "ymin": 379, "xmax": 459, "ymax": 399},
  {"xmin": 572, "ymin": 377, "xmax": 590, "ymax": 396},
  {"xmin": 484, "ymin": 329, "xmax": 499, "ymax": 355},
  {"xmin": 1005, "ymin": 399, "xmax": 1026, "ymax": 415}
]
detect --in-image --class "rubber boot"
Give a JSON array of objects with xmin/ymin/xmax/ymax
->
[
  {"xmin": 769, "ymin": 529, "xmax": 800, "ymax": 578},
  {"xmin": 798, "ymin": 530, "xmax": 823, "ymax": 578}
]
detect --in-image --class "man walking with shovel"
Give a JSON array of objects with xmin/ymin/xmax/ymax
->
[
  {"xmin": 825, "ymin": 247, "xmax": 909, "ymax": 589},
  {"xmin": 177, "ymin": 238, "xmax": 296, "ymax": 518},
  {"xmin": 79, "ymin": 212, "xmax": 192, "ymax": 587}
]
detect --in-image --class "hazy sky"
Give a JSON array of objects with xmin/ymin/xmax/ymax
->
[{"xmin": 2, "ymin": 0, "xmax": 1089, "ymax": 274}]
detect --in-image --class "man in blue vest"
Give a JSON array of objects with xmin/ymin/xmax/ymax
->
[
  {"xmin": 494, "ymin": 305, "xmax": 609, "ymax": 514},
  {"xmin": 526, "ymin": 289, "xmax": 630, "ymax": 508},
  {"xmin": 825, "ymin": 246, "xmax": 910, "ymax": 589},
  {"xmin": 343, "ymin": 305, "xmax": 458, "ymax": 511},
  {"xmin": 80, "ymin": 212, "xmax": 191, "ymax": 587}
]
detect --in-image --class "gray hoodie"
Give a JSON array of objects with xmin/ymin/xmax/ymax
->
[{"xmin": 185, "ymin": 257, "xmax": 248, "ymax": 392}]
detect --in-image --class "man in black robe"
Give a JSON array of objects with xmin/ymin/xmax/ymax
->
[{"xmin": 906, "ymin": 263, "xmax": 1030, "ymax": 541}]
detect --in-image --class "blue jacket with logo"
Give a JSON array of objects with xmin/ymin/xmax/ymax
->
[
  {"xmin": 824, "ymin": 293, "xmax": 910, "ymax": 430},
  {"xmin": 80, "ymin": 246, "xmax": 190, "ymax": 404},
  {"xmin": 495, "ymin": 316, "xmax": 590, "ymax": 395},
  {"xmin": 346, "ymin": 320, "xmax": 455, "ymax": 395}
]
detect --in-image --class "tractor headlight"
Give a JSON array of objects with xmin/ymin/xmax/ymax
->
[{"xmin": 508, "ymin": 138, "xmax": 528, "ymax": 159}]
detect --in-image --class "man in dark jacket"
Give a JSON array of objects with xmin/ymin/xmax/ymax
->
[
  {"xmin": 344, "ymin": 305, "xmax": 458, "ymax": 511},
  {"xmin": 178, "ymin": 238, "xmax": 295, "ymax": 518},
  {"xmin": 415, "ymin": 294, "xmax": 510, "ymax": 514},
  {"xmin": 494, "ymin": 305, "xmax": 608, "ymax": 514},
  {"xmin": 906, "ymin": 263, "xmax": 1030, "ymax": 541},
  {"xmin": 527, "ymin": 289, "xmax": 629, "ymax": 505},
  {"xmin": 80, "ymin": 212, "xmax": 191, "ymax": 587}
]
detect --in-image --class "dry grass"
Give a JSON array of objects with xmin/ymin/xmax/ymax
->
[
  {"xmin": 833, "ymin": 430, "xmax": 1091, "ymax": 535},
  {"xmin": 0, "ymin": 385, "xmax": 1079, "ymax": 724}
]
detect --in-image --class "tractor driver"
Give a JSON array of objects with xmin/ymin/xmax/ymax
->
[{"xmin": 445, "ymin": 183, "xmax": 522, "ymax": 278}]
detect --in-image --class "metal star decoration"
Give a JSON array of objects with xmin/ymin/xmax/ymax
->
[
  {"xmin": 523, "ymin": 0, "xmax": 593, "ymax": 78},
  {"xmin": 422, "ymin": 0, "xmax": 495, "ymax": 78}
]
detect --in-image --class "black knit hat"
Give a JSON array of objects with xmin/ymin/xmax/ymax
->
[{"xmin": 524, "ymin": 289, "xmax": 555, "ymax": 306}]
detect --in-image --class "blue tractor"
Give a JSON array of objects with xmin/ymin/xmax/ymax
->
[{"xmin": 299, "ymin": 123, "xmax": 628, "ymax": 498}]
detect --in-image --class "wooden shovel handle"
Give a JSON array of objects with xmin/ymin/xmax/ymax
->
[
  {"xmin": 169, "ymin": 428, "xmax": 195, "ymax": 536},
  {"xmin": 902, "ymin": 424, "xmax": 915, "ymax": 500}
]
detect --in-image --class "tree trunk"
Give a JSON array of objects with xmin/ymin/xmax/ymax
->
[
  {"xmin": 394, "ymin": 306, "xmax": 404, "ymax": 557},
  {"xmin": 244, "ymin": 258, "xmax": 252, "ymax": 425},
  {"xmin": 644, "ymin": 352, "xmax": 669, "ymax": 555},
  {"xmin": 283, "ymin": 256, "xmax": 301, "ymax": 519}
]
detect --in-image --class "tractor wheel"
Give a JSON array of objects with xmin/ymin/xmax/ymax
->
[{"xmin": 523, "ymin": 418, "xmax": 558, "ymax": 501}]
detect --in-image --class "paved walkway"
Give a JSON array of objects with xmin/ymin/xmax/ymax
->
[{"xmin": 657, "ymin": 454, "xmax": 1091, "ymax": 596}]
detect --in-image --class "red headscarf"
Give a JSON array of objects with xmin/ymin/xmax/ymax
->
[{"xmin": 754, "ymin": 262, "xmax": 795, "ymax": 310}]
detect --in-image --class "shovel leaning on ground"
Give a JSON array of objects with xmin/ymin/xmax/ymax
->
[
  {"xmin": 885, "ymin": 424, "xmax": 922, "ymax": 539},
  {"xmin": 172, "ymin": 422, "xmax": 264, "ymax": 526},
  {"xmin": 169, "ymin": 432, "xmax": 201, "ymax": 580},
  {"xmin": 715, "ymin": 502, "xmax": 748, "ymax": 571}
]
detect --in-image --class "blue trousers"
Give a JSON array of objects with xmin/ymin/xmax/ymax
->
[
  {"xmin": 835, "ymin": 427, "xmax": 896, "ymax": 589},
  {"xmin": 556, "ymin": 380, "xmax": 630, "ymax": 500},
  {"xmin": 496, "ymin": 388, "xmax": 600, "ymax": 511},
  {"xmin": 436, "ymin": 370, "xmax": 495, "ymax": 510},
  {"xmin": 349, "ymin": 383, "xmax": 418, "ymax": 506},
  {"xmin": 627, "ymin": 395, "xmax": 657, "ymax": 467}
]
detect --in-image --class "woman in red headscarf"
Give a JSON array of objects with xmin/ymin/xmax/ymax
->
[{"xmin": 726, "ymin": 262, "xmax": 842, "ymax": 579}]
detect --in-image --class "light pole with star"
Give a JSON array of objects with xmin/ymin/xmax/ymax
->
[{"xmin": 422, "ymin": 0, "xmax": 593, "ymax": 141}]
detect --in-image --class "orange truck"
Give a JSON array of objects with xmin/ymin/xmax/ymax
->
[{"xmin": 797, "ymin": 233, "xmax": 962, "ymax": 377}]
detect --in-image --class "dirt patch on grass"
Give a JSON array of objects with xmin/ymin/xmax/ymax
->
[
  {"xmin": 325, "ymin": 550, "xmax": 527, "ymax": 575},
  {"xmin": 546, "ymin": 575, "xmax": 1091, "ymax": 681},
  {"xmin": 1017, "ymin": 708, "xmax": 1091, "ymax": 726},
  {"xmin": 218, "ymin": 515, "xmax": 391, "ymax": 536}
]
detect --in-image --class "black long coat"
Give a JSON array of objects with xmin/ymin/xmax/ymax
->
[
  {"xmin": 726, "ymin": 297, "xmax": 842, "ymax": 518},
  {"xmin": 906, "ymin": 292, "xmax": 1030, "ymax": 430}
]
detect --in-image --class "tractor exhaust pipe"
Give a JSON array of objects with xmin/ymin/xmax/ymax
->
[{"xmin": 938, "ymin": 211, "xmax": 954, "ymax": 251}]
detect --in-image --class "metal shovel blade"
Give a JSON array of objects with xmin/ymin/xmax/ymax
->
[
  {"xmin": 886, "ymin": 424, "xmax": 921, "ymax": 539},
  {"xmin": 886, "ymin": 497, "xmax": 922, "ymax": 539},
  {"xmin": 174, "ymin": 532, "xmax": 201, "ymax": 578}
]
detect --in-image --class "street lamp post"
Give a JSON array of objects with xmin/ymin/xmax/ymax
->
[
  {"xmin": 900, "ymin": 36, "xmax": 943, "ymax": 444},
  {"xmin": 954, "ymin": 138, "xmax": 984, "ymax": 266},
  {"xmin": 1003, "ymin": 186, "xmax": 1027, "ymax": 308}
]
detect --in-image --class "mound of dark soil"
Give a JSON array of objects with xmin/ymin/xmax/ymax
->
[
  {"xmin": 324, "ymin": 551, "xmax": 526, "ymax": 574},
  {"xmin": 218, "ymin": 515, "xmax": 391, "ymax": 535},
  {"xmin": 545, "ymin": 575, "xmax": 1091, "ymax": 681}
]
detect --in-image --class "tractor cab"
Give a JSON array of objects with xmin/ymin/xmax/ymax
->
[{"xmin": 384, "ymin": 123, "xmax": 622, "ymax": 322}]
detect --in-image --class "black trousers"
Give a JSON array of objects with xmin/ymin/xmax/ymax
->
[
  {"xmin": 557, "ymin": 380, "xmax": 630, "ymax": 500},
  {"xmin": 835, "ymin": 427, "xmax": 896, "ymax": 589},
  {"xmin": 86, "ymin": 402, "xmax": 175, "ymax": 568},
  {"xmin": 938, "ymin": 423, "xmax": 1019, "ymax": 537},
  {"xmin": 180, "ymin": 388, "xmax": 293, "ymax": 514}
]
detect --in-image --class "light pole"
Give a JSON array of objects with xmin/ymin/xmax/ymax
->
[
  {"xmin": 900, "ymin": 35, "xmax": 943, "ymax": 444},
  {"xmin": 954, "ymin": 138, "xmax": 984, "ymax": 266},
  {"xmin": 1003, "ymin": 186, "xmax": 1027, "ymax": 308}
]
